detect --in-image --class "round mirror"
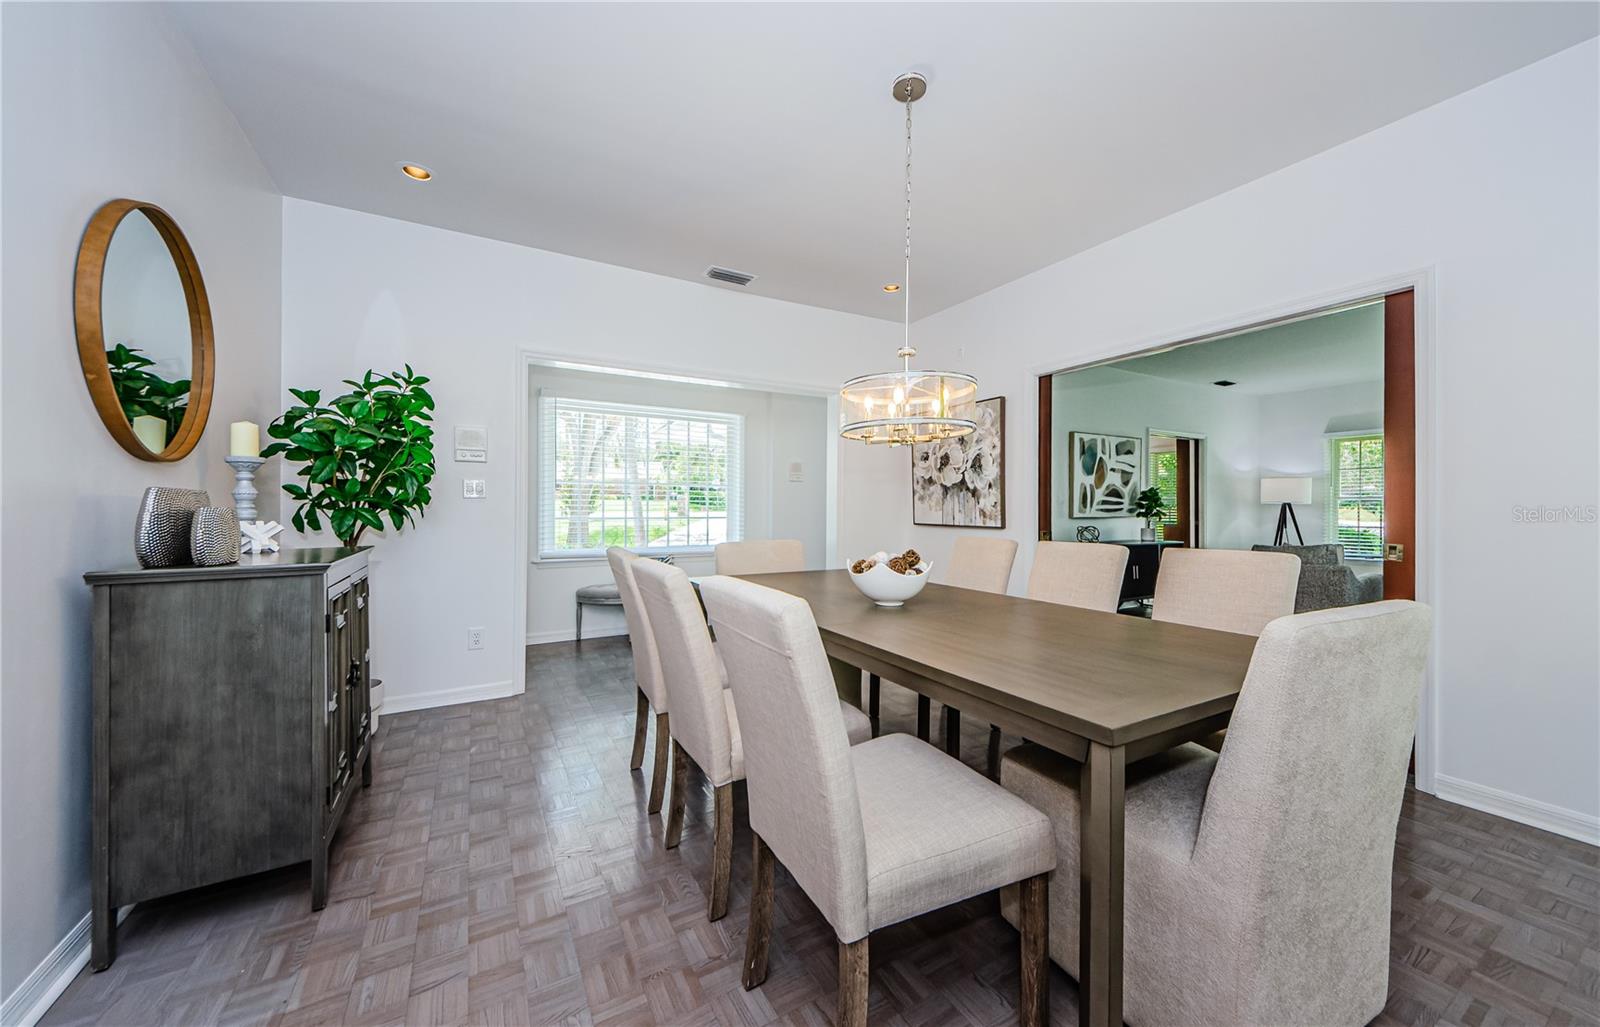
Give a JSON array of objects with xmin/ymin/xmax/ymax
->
[{"xmin": 74, "ymin": 200, "xmax": 213, "ymax": 461}]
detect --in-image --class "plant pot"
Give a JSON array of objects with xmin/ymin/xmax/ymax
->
[{"xmin": 1140, "ymin": 525, "xmax": 1156, "ymax": 542}]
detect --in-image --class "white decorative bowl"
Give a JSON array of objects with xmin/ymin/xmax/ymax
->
[{"xmin": 847, "ymin": 552, "xmax": 932, "ymax": 607}]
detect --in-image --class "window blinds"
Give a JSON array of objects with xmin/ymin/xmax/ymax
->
[
  {"xmin": 538, "ymin": 394, "xmax": 744, "ymax": 558},
  {"xmin": 1326, "ymin": 434, "xmax": 1384, "ymax": 559}
]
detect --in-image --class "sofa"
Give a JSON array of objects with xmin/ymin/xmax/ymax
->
[{"xmin": 1251, "ymin": 543, "xmax": 1383, "ymax": 612}]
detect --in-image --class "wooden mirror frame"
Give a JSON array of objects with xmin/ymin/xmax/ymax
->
[{"xmin": 74, "ymin": 199, "xmax": 215, "ymax": 462}]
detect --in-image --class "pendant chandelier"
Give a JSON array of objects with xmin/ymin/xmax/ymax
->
[{"xmin": 839, "ymin": 72, "xmax": 978, "ymax": 446}]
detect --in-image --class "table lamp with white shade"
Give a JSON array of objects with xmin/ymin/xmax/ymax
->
[{"xmin": 1261, "ymin": 476, "xmax": 1313, "ymax": 546}]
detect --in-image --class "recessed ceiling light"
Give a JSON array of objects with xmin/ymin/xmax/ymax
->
[
  {"xmin": 882, "ymin": 283, "xmax": 901, "ymax": 293},
  {"xmin": 398, "ymin": 163, "xmax": 433, "ymax": 182},
  {"xmin": 1213, "ymin": 379, "xmax": 1237, "ymax": 387}
]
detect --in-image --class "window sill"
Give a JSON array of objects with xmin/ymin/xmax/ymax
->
[{"xmin": 532, "ymin": 547, "xmax": 720, "ymax": 567}]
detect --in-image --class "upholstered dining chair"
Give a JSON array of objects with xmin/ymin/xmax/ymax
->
[
  {"xmin": 633, "ymin": 560, "xmax": 871, "ymax": 920},
  {"xmin": 700, "ymin": 575, "xmax": 1055, "ymax": 1027},
  {"xmin": 997, "ymin": 600, "xmax": 1431, "ymax": 1026},
  {"xmin": 957, "ymin": 541, "xmax": 1128, "ymax": 777},
  {"xmin": 1152, "ymin": 547, "xmax": 1300, "ymax": 751},
  {"xmin": 713, "ymin": 539, "xmax": 805, "ymax": 576},
  {"xmin": 870, "ymin": 536, "xmax": 1018, "ymax": 743},
  {"xmin": 607, "ymin": 547, "xmax": 671, "ymax": 815},
  {"xmin": 1152, "ymin": 547, "xmax": 1301, "ymax": 635}
]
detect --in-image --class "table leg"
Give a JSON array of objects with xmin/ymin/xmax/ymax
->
[
  {"xmin": 1079, "ymin": 741, "xmax": 1126, "ymax": 1027},
  {"xmin": 828, "ymin": 655, "xmax": 862, "ymax": 707}
]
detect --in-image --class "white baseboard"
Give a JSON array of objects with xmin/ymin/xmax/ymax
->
[
  {"xmin": 1433, "ymin": 774, "xmax": 1600, "ymax": 845},
  {"xmin": 2, "ymin": 907, "xmax": 129, "ymax": 1027},
  {"xmin": 524, "ymin": 627, "xmax": 627, "ymax": 646},
  {"xmin": 381, "ymin": 678, "xmax": 521, "ymax": 714}
]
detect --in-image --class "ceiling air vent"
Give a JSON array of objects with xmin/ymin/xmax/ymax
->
[
  {"xmin": 1212, "ymin": 379, "xmax": 1238, "ymax": 387},
  {"xmin": 705, "ymin": 265, "xmax": 757, "ymax": 287}
]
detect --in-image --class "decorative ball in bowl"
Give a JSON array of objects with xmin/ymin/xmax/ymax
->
[{"xmin": 847, "ymin": 549, "xmax": 931, "ymax": 608}]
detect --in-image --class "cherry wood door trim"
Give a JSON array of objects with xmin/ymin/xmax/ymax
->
[{"xmin": 1384, "ymin": 290, "xmax": 1417, "ymax": 601}]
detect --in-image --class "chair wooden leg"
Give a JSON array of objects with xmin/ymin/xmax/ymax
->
[
  {"xmin": 664, "ymin": 741, "xmax": 688, "ymax": 848},
  {"xmin": 630, "ymin": 689, "xmax": 649, "ymax": 771},
  {"xmin": 742, "ymin": 833, "xmax": 776, "ymax": 989},
  {"xmin": 916, "ymin": 695, "xmax": 931, "ymax": 741},
  {"xmin": 987, "ymin": 725, "xmax": 1003, "ymax": 780},
  {"xmin": 1018, "ymin": 873, "xmax": 1049, "ymax": 1027},
  {"xmin": 944, "ymin": 706, "xmax": 962, "ymax": 758},
  {"xmin": 838, "ymin": 937, "xmax": 870, "ymax": 1027},
  {"xmin": 867, "ymin": 674, "xmax": 881, "ymax": 737},
  {"xmin": 709, "ymin": 783, "xmax": 734, "ymax": 921},
  {"xmin": 647, "ymin": 713, "xmax": 670, "ymax": 814}
]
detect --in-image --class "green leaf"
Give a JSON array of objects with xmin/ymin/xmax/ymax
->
[
  {"xmin": 310, "ymin": 454, "xmax": 338, "ymax": 483},
  {"xmin": 289, "ymin": 388, "xmax": 321, "ymax": 406},
  {"xmin": 355, "ymin": 508, "xmax": 384, "ymax": 530},
  {"xmin": 292, "ymin": 509, "xmax": 305, "ymax": 533},
  {"xmin": 260, "ymin": 442, "xmax": 290, "ymax": 458},
  {"xmin": 290, "ymin": 431, "xmax": 330, "ymax": 453}
]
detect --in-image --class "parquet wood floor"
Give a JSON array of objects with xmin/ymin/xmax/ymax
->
[{"xmin": 40, "ymin": 637, "xmax": 1598, "ymax": 1026}]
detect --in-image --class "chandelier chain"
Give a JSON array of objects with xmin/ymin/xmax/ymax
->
[{"xmin": 902, "ymin": 91, "xmax": 914, "ymax": 364}]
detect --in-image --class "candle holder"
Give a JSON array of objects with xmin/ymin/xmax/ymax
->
[{"xmin": 224, "ymin": 455, "xmax": 265, "ymax": 522}]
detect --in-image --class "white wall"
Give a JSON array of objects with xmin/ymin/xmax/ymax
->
[
  {"xmin": 524, "ymin": 365, "xmax": 828, "ymax": 643},
  {"xmin": 280, "ymin": 199, "xmax": 898, "ymax": 712},
  {"xmin": 0, "ymin": 2, "xmax": 283, "ymax": 1003},
  {"xmin": 898, "ymin": 40, "xmax": 1600, "ymax": 834},
  {"xmin": 1256, "ymin": 380, "xmax": 1383, "ymax": 544},
  {"xmin": 1052, "ymin": 367, "xmax": 1262, "ymax": 548}
]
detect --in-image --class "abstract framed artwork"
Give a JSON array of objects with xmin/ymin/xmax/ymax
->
[
  {"xmin": 1068, "ymin": 430, "xmax": 1141, "ymax": 517},
  {"xmin": 911, "ymin": 396, "xmax": 1005, "ymax": 528}
]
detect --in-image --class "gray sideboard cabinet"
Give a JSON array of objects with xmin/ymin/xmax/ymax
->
[{"xmin": 84, "ymin": 547, "xmax": 373, "ymax": 970}]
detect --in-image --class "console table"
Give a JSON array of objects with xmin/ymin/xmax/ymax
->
[
  {"xmin": 1101, "ymin": 539, "xmax": 1186, "ymax": 608},
  {"xmin": 84, "ymin": 547, "xmax": 372, "ymax": 969}
]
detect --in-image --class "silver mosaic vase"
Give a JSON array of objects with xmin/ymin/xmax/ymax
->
[
  {"xmin": 189, "ymin": 506, "xmax": 241, "ymax": 567},
  {"xmin": 134, "ymin": 487, "xmax": 210, "ymax": 568}
]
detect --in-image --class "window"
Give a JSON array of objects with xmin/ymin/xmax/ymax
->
[
  {"xmin": 538, "ymin": 395, "xmax": 743, "ymax": 558},
  {"xmin": 1149, "ymin": 449, "xmax": 1180, "ymax": 531},
  {"xmin": 1327, "ymin": 434, "xmax": 1384, "ymax": 559}
]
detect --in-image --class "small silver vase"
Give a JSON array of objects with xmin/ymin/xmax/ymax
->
[
  {"xmin": 190, "ymin": 507, "xmax": 241, "ymax": 567},
  {"xmin": 134, "ymin": 487, "xmax": 210, "ymax": 568}
]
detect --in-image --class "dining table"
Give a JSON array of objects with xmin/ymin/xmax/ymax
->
[{"xmin": 736, "ymin": 569, "xmax": 1259, "ymax": 1027}]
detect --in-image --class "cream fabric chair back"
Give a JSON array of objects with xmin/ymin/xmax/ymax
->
[
  {"xmin": 1153, "ymin": 548, "xmax": 1299, "ymax": 635},
  {"xmin": 1194, "ymin": 600, "xmax": 1431, "ymax": 1023},
  {"xmin": 633, "ymin": 559, "xmax": 737, "ymax": 784},
  {"xmin": 699, "ymin": 575, "xmax": 870, "ymax": 941},
  {"xmin": 944, "ymin": 537, "xmax": 1018, "ymax": 594},
  {"xmin": 1026, "ymin": 541, "xmax": 1128, "ymax": 611},
  {"xmin": 606, "ymin": 548, "xmax": 667, "ymax": 711},
  {"xmin": 714, "ymin": 539, "xmax": 805, "ymax": 576}
]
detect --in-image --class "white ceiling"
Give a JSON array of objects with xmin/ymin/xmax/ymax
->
[
  {"xmin": 1076, "ymin": 301, "xmax": 1385, "ymax": 396},
  {"xmin": 168, "ymin": 2, "xmax": 1597, "ymax": 320}
]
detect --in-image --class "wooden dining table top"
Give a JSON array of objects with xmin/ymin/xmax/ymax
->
[{"xmin": 738, "ymin": 569, "xmax": 1260, "ymax": 748}]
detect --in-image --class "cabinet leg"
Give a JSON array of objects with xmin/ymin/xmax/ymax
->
[
  {"xmin": 90, "ymin": 897, "xmax": 115, "ymax": 971},
  {"xmin": 916, "ymin": 695, "xmax": 931, "ymax": 741},
  {"xmin": 944, "ymin": 707, "xmax": 962, "ymax": 758},
  {"xmin": 311, "ymin": 842, "xmax": 329, "ymax": 910},
  {"xmin": 362, "ymin": 749, "xmax": 373, "ymax": 788}
]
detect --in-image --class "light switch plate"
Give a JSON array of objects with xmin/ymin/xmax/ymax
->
[{"xmin": 463, "ymin": 479, "xmax": 486, "ymax": 499}]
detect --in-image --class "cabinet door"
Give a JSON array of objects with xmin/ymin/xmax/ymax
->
[
  {"xmin": 326, "ymin": 589, "xmax": 353, "ymax": 806},
  {"xmin": 351, "ymin": 578, "xmax": 371, "ymax": 753}
]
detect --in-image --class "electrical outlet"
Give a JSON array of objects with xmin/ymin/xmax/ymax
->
[
  {"xmin": 467, "ymin": 626, "xmax": 485, "ymax": 651},
  {"xmin": 463, "ymin": 479, "xmax": 486, "ymax": 499}
]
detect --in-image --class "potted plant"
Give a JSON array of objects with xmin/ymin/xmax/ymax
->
[
  {"xmin": 261, "ymin": 366, "xmax": 437, "ymax": 546},
  {"xmin": 1132, "ymin": 485, "xmax": 1167, "ymax": 542}
]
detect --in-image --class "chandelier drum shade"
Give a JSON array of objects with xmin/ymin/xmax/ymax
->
[{"xmin": 839, "ymin": 72, "xmax": 979, "ymax": 446}]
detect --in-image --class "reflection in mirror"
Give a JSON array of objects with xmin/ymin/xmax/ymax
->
[{"xmin": 100, "ymin": 211, "xmax": 193, "ymax": 453}]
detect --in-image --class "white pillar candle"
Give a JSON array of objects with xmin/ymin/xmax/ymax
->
[
  {"xmin": 229, "ymin": 421, "xmax": 260, "ymax": 458},
  {"xmin": 132, "ymin": 415, "xmax": 167, "ymax": 454}
]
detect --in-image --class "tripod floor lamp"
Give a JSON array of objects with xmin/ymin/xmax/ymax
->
[{"xmin": 1261, "ymin": 476, "xmax": 1313, "ymax": 546}]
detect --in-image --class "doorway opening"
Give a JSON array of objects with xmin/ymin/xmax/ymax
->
[{"xmin": 1148, "ymin": 431, "xmax": 1202, "ymax": 547}]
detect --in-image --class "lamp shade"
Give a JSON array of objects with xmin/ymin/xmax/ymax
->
[
  {"xmin": 839, "ymin": 369, "xmax": 978, "ymax": 446},
  {"xmin": 1260, "ymin": 476, "xmax": 1313, "ymax": 505}
]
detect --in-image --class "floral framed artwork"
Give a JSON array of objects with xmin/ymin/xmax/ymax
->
[
  {"xmin": 1068, "ymin": 430, "xmax": 1142, "ymax": 517},
  {"xmin": 911, "ymin": 396, "xmax": 1005, "ymax": 528}
]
